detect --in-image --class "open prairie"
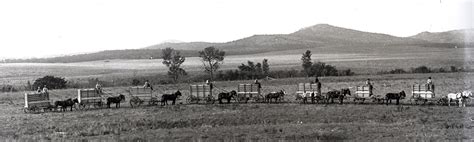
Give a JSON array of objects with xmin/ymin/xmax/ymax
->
[
  {"xmin": 1, "ymin": 72, "xmax": 474, "ymax": 141},
  {"xmin": 1, "ymin": 47, "xmax": 472, "ymax": 88}
]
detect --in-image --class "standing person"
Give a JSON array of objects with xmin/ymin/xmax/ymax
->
[
  {"xmin": 143, "ymin": 80, "xmax": 153, "ymax": 90},
  {"xmin": 426, "ymin": 77, "xmax": 433, "ymax": 91},
  {"xmin": 254, "ymin": 79, "xmax": 262, "ymax": 97},
  {"xmin": 206, "ymin": 80, "xmax": 214, "ymax": 97},
  {"xmin": 313, "ymin": 77, "xmax": 322, "ymax": 103},
  {"xmin": 95, "ymin": 82, "xmax": 102, "ymax": 94},
  {"xmin": 366, "ymin": 79, "xmax": 373, "ymax": 96}
]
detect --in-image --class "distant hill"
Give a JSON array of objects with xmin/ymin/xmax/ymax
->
[
  {"xmin": 410, "ymin": 29, "xmax": 474, "ymax": 48},
  {"xmin": 4, "ymin": 49, "xmax": 197, "ymax": 63},
  {"xmin": 5, "ymin": 24, "xmax": 470, "ymax": 63}
]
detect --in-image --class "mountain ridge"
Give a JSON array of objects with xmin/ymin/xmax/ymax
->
[{"xmin": 5, "ymin": 24, "xmax": 471, "ymax": 63}]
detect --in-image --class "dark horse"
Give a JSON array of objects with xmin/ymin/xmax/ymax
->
[
  {"xmin": 55, "ymin": 98, "xmax": 77, "ymax": 111},
  {"xmin": 265, "ymin": 90, "xmax": 285, "ymax": 103},
  {"xmin": 218, "ymin": 90, "xmax": 237, "ymax": 104},
  {"xmin": 385, "ymin": 91, "xmax": 406, "ymax": 105},
  {"xmin": 161, "ymin": 90, "xmax": 182, "ymax": 106},
  {"xmin": 107, "ymin": 94, "xmax": 125, "ymax": 108},
  {"xmin": 326, "ymin": 88, "xmax": 351, "ymax": 104}
]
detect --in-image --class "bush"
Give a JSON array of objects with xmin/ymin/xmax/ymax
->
[
  {"xmin": 411, "ymin": 66, "xmax": 431, "ymax": 73},
  {"xmin": 132, "ymin": 79, "xmax": 141, "ymax": 86},
  {"xmin": 33, "ymin": 75, "xmax": 68, "ymax": 90}
]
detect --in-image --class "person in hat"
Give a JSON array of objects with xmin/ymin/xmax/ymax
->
[{"xmin": 143, "ymin": 80, "xmax": 153, "ymax": 90}]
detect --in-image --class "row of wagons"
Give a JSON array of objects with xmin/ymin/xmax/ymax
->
[{"xmin": 24, "ymin": 82, "xmax": 436, "ymax": 113}]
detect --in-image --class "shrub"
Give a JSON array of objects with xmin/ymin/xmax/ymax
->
[
  {"xmin": 131, "ymin": 79, "xmax": 141, "ymax": 86},
  {"xmin": 33, "ymin": 75, "xmax": 68, "ymax": 90}
]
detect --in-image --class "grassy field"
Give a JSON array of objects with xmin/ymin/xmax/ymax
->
[
  {"xmin": 0, "ymin": 47, "xmax": 471, "ymax": 89},
  {"xmin": 0, "ymin": 72, "xmax": 473, "ymax": 141}
]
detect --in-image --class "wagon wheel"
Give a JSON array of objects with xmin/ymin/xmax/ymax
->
[
  {"xmin": 186, "ymin": 96, "xmax": 192, "ymax": 104},
  {"xmin": 23, "ymin": 108, "xmax": 30, "ymax": 113},
  {"xmin": 130, "ymin": 97, "xmax": 142, "ymax": 107},
  {"xmin": 149, "ymin": 97, "xmax": 159, "ymax": 105},
  {"xmin": 78, "ymin": 103, "xmax": 87, "ymax": 110},
  {"xmin": 206, "ymin": 96, "xmax": 216, "ymax": 104},
  {"xmin": 93, "ymin": 101, "xmax": 103, "ymax": 109},
  {"xmin": 236, "ymin": 94, "xmax": 247, "ymax": 103},
  {"xmin": 255, "ymin": 94, "xmax": 265, "ymax": 103}
]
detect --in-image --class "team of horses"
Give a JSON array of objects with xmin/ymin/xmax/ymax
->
[{"xmin": 44, "ymin": 86, "xmax": 474, "ymax": 112}]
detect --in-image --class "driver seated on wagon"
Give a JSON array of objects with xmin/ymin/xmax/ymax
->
[
  {"xmin": 143, "ymin": 80, "xmax": 153, "ymax": 90},
  {"xmin": 95, "ymin": 82, "xmax": 103, "ymax": 94}
]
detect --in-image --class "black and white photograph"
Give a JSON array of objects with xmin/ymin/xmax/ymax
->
[{"xmin": 0, "ymin": 0, "xmax": 473, "ymax": 141}]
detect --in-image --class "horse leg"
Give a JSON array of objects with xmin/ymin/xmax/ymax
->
[{"xmin": 396, "ymin": 99, "xmax": 399, "ymax": 105}]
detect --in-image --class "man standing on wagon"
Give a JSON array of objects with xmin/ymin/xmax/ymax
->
[
  {"xmin": 311, "ymin": 77, "xmax": 322, "ymax": 103},
  {"xmin": 426, "ymin": 77, "xmax": 433, "ymax": 91},
  {"xmin": 206, "ymin": 80, "xmax": 214, "ymax": 97},
  {"xmin": 366, "ymin": 79, "xmax": 374, "ymax": 96},
  {"xmin": 255, "ymin": 79, "xmax": 262, "ymax": 97}
]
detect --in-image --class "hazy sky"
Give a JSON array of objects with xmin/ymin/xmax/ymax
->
[{"xmin": 0, "ymin": 0, "xmax": 472, "ymax": 59}]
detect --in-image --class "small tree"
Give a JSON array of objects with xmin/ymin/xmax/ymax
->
[
  {"xmin": 162, "ymin": 47, "xmax": 187, "ymax": 82},
  {"xmin": 198, "ymin": 46, "xmax": 225, "ymax": 81},
  {"xmin": 262, "ymin": 58, "xmax": 270, "ymax": 77},
  {"xmin": 33, "ymin": 75, "xmax": 68, "ymax": 90},
  {"xmin": 301, "ymin": 50, "xmax": 313, "ymax": 77}
]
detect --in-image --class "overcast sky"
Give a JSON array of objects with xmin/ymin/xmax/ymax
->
[{"xmin": 0, "ymin": 0, "xmax": 472, "ymax": 59}]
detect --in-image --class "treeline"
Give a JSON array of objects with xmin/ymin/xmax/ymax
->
[
  {"xmin": 378, "ymin": 66, "xmax": 465, "ymax": 74},
  {"xmin": 4, "ymin": 49, "xmax": 197, "ymax": 63}
]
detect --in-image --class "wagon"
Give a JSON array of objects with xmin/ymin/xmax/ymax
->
[
  {"xmin": 411, "ymin": 84, "xmax": 436, "ymax": 104},
  {"xmin": 129, "ymin": 87, "xmax": 158, "ymax": 107},
  {"xmin": 77, "ymin": 89, "xmax": 104, "ymax": 110},
  {"xmin": 24, "ymin": 92, "xmax": 52, "ymax": 113},
  {"xmin": 236, "ymin": 84, "xmax": 264, "ymax": 103},
  {"xmin": 353, "ymin": 85, "xmax": 372, "ymax": 103},
  {"xmin": 296, "ymin": 83, "xmax": 324, "ymax": 103},
  {"xmin": 187, "ymin": 84, "xmax": 215, "ymax": 104}
]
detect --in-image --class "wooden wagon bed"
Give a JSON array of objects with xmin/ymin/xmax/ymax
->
[
  {"xmin": 187, "ymin": 84, "xmax": 214, "ymax": 104},
  {"xmin": 24, "ymin": 92, "xmax": 51, "ymax": 113},
  {"xmin": 129, "ymin": 87, "xmax": 157, "ymax": 107},
  {"xmin": 236, "ymin": 84, "xmax": 263, "ymax": 103}
]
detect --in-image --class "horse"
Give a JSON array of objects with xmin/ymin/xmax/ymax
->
[
  {"xmin": 218, "ymin": 90, "xmax": 237, "ymax": 104},
  {"xmin": 265, "ymin": 90, "xmax": 285, "ymax": 103},
  {"xmin": 54, "ymin": 98, "xmax": 76, "ymax": 111},
  {"xmin": 326, "ymin": 88, "xmax": 351, "ymax": 104},
  {"xmin": 107, "ymin": 94, "xmax": 125, "ymax": 108},
  {"xmin": 447, "ymin": 91, "xmax": 473, "ymax": 107},
  {"xmin": 161, "ymin": 90, "xmax": 182, "ymax": 106},
  {"xmin": 385, "ymin": 91, "xmax": 406, "ymax": 105}
]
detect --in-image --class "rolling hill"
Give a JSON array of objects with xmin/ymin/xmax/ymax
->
[{"xmin": 5, "ymin": 24, "xmax": 471, "ymax": 63}]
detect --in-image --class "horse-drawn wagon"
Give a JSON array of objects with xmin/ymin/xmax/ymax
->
[
  {"xmin": 236, "ymin": 84, "xmax": 264, "ymax": 103},
  {"xmin": 77, "ymin": 89, "xmax": 104, "ymax": 109},
  {"xmin": 295, "ymin": 83, "xmax": 323, "ymax": 103},
  {"xmin": 411, "ymin": 84, "xmax": 436, "ymax": 104},
  {"xmin": 128, "ymin": 87, "xmax": 159, "ymax": 107},
  {"xmin": 187, "ymin": 84, "xmax": 215, "ymax": 104},
  {"xmin": 353, "ymin": 85, "xmax": 373, "ymax": 103},
  {"xmin": 24, "ymin": 92, "xmax": 52, "ymax": 113}
]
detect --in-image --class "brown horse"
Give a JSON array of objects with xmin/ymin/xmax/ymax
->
[
  {"xmin": 54, "ymin": 98, "xmax": 76, "ymax": 111},
  {"xmin": 385, "ymin": 91, "xmax": 406, "ymax": 105},
  {"xmin": 326, "ymin": 88, "xmax": 351, "ymax": 104},
  {"xmin": 265, "ymin": 90, "xmax": 285, "ymax": 103},
  {"xmin": 107, "ymin": 94, "xmax": 125, "ymax": 108},
  {"xmin": 161, "ymin": 90, "xmax": 182, "ymax": 106},
  {"xmin": 218, "ymin": 90, "xmax": 237, "ymax": 104}
]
